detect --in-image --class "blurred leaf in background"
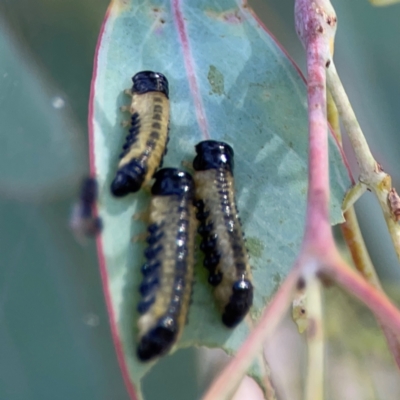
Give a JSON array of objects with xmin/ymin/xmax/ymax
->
[{"xmin": 0, "ymin": 17, "xmax": 85, "ymax": 201}]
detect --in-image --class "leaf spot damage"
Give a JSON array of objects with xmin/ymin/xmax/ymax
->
[
  {"xmin": 207, "ymin": 65, "xmax": 225, "ymax": 96},
  {"xmin": 151, "ymin": 5, "xmax": 167, "ymax": 28},
  {"xmin": 205, "ymin": 8, "xmax": 243, "ymax": 24},
  {"xmin": 272, "ymin": 272, "xmax": 282, "ymax": 294},
  {"xmin": 246, "ymin": 237, "xmax": 264, "ymax": 259}
]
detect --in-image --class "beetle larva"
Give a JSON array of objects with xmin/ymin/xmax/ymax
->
[
  {"xmin": 70, "ymin": 176, "xmax": 102, "ymax": 239},
  {"xmin": 110, "ymin": 71, "xmax": 170, "ymax": 197},
  {"xmin": 136, "ymin": 168, "xmax": 196, "ymax": 361},
  {"xmin": 193, "ymin": 140, "xmax": 253, "ymax": 328}
]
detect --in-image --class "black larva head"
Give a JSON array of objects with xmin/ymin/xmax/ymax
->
[
  {"xmin": 131, "ymin": 71, "xmax": 169, "ymax": 98},
  {"xmin": 222, "ymin": 279, "xmax": 253, "ymax": 328},
  {"xmin": 137, "ymin": 316, "xmax": 178, "ymax": 361},
  {"xmin": 193, "ymin": 140, "xmax": 234, "ymax": 172},
  {"xmin": 110, "ymin": 159, "xmax": 147, "ymax": 197},
  {"xmin": 151, "ymin": 168, "xmax": 194, "ymax": 198}
]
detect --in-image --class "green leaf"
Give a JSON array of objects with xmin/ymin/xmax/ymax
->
[{"xmin": 90, "ymin": 0, "xmax": 351, "ymax": 396}]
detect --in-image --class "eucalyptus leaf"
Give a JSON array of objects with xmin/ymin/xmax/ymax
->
[{"xmin": 90, "ymin": 0, "xmax": 351, "ymax": 396}]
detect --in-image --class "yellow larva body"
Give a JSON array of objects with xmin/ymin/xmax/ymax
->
[
  {"xmin": 110, "ymin": 71, "xmax": 170, "ymax": 197},
  {"xmin": 136, "ymin": 168, "xmax": 196, "ymax": 361},
  {"xmin": 193, "ymin": 140, "xmax": 253, "ymax": 328},
  {"xmin": 119, "ymin": 92, "xmax": 169, "ymax": 178}
]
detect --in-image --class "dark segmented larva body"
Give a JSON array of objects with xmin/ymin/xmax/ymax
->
[
  {"xmin": 110, "ymin": 71, "xmax": 170, "ymax": 197},
  {"xmin": 137, "ymin": 168, "xmax": 196, "ymax": 362},
  {"xmin": 70, "ymin": 177, "xmax": 102, "ymax": 238},
  {"xmin": 193, "ymin": 140, "xmax": 253, "ymax": 328}
]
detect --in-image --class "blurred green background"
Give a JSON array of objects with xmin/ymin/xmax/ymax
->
[{"xmin": 0, "ymin": 1, "xmax": 399, "ymax": 399}]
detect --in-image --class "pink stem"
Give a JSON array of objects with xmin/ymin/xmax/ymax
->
[
  {"xmin": 298, "ymin": 0, "xmax": 400, "ymax": 367},
  {"xmin": 296, "ymin": 0, "xmax": 336, "ymax": 249},
  {"xmin": 303, "ymin": 36, "xmax": 334, "ymax": 250}
]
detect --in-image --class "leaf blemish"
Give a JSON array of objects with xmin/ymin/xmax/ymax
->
[
  {"xmin": 151, "ymin": 5, "xmax": 166, "ymax": 28},
  {"xmin": 273, "ymin": 273, "xmax": 281, "ymax": 288},
  {"xmin": 205, "ymin": 8, "xmax": 243, "ymax": 24},
  {"xmin": 246, "ymin": 237, "xmax": 264, "ymax": 259},
  {"xmin": 223, "ymin": 10, "xmax": 242, "ymax": 24},
  {"xmin": 207, "ymin": 65, "xmax": 225, "ymax": 96}
]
